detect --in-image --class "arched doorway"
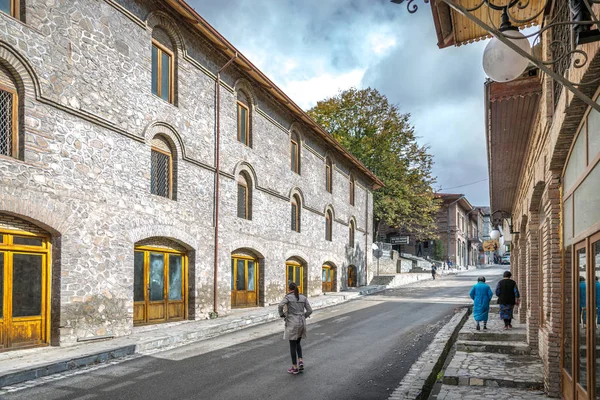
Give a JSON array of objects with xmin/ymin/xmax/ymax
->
[
  {"xmin": 286, "ymin": 259, "xmax": 305, "ymax": 295},
  {"xmin": 348, "ymin": 265, "xmax": 357, "ymax": 288},
  {"xmin": 133, "ymin": 240, "xmax": 188, "ymax": 325},
  {"xmin": 231, "ymin": 252, "xmax": 259, "ymax": 308},
  {"xmin": 322, "ymin": 264, "xmax": 335, "ymax": 293},
  {"xmin": 0, "ymin": 220, "xmax": 51, "ymax": 350}
]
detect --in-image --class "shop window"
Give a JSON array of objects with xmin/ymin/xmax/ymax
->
[
  {"xmin": 150, "ymin": 136, "xmax": 173, "ymax": 199},
  {"xmin": 291, "ymin": 195, "xmax": 301, "ymax": 233},
  {"xmin": 151, "ymin": 39, "xmax": 174, "ymax": 104},
  {"xmin": 237, "ymin": 172, "xmax": 252, "ymax": 220}
]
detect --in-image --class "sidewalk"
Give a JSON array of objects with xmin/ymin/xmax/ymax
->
[
  {"xmin": 432, "ymin": 306, "xmax": 551, "ymax": 399},
  {"xmin": 0, "ymin": 284, "xmax": 386, "ymax": 388}
]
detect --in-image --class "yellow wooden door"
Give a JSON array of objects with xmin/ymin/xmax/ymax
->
[
  {"xmin": 286, "ymin": 262, "xmax": 304, "ymax": 295},
  {"xmin": 0, "ymin": 231, "xmax": 49, "ymax": 351},
  {"xmin": 322, "ymin": 266, "xmax": 333, "ymax": 292},
  {"xmin": 231, "ymin": 256, "xmax": 258, "ymax": 308},
  {"xmin": 133, "ymin": 247, "xmax": 186, "ymax": 326}
]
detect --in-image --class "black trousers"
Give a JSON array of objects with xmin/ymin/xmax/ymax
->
[{"xmin": 289, "ymin": 339, "xmax": 303, "ymax": 365}]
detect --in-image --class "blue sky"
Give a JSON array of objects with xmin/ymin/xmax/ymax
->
[{"xmin": 189, "ymin": 0, "xmax": 490, "ymax": 206}]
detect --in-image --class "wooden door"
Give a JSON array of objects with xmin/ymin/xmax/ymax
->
[
  {"xmin": 133, "ymin": 247, "xmax": 186, "ymax": 326},
  {"xmin": 286, "ymin": 262, "xmax": 304, "ymax": 295},
  {"xmin": 322, "ymin": 266, "xmax": 333, "ymax": 292},
  {"xmin": 348, "ymin": 265, "xmax": 357, "ymax": 288},
  {"xmin": 231, "ymin": 255, "xmax": 258, "ymax": 308},
  {"xmin": 0, "ymin": 231, "xmax": 49, "ymax": 351}
]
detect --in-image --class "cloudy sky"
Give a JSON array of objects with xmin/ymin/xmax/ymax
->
[{"xmin": 189, "ymin": 0, "xmax": 490, "ymax": 206}]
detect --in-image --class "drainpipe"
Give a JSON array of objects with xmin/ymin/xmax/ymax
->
[
  {"xmin": 213, "ymin": 53, "xmax": 237, "ymax": 317},
  {"xmin": 365, "ymin": 190, "xmax": 369, "ymax": 285},
  {"xmin": 446, "ymin": 195, "xmax": 465, "ymax": 267}
]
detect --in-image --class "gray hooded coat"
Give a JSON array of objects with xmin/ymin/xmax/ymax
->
[{"xmin": 278, "ymin": 292, "xmax": 313, "ymax": 340}]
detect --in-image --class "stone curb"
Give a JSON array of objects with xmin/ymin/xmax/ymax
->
[
  {"xmin": 388, "ymin": 307, "xmax": 470, "ymax": 400},
  {"xmin": 0, "ymin": 285, "xmax": 387, "ymax": 388}
]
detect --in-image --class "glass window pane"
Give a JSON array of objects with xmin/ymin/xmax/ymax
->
[
  {"xmin": 295, "ymin": 267, "xmax": 301, "ymax": 285},
  {"xmin": 13, "ymin": 236, "xmax": 43, "ymax": 247},
  {"xmin": 594, "ymin": 241, "xmax": 600, "ymax": 394},
  {"xmin": 168, "ymin": 254, "xmax": 182, "ymax": 301},
  {"xmin": 149, "ymin": 253, "xmax": 165, "ymax": 301},
  {"xmin": 588, "ymin": 107, "xmax": 600, "ymax": 161},
  {"xmin": 287, "ymin": 265, "xmax": 293, "ymax": 286},
  {"xmin": 134, "ymin": 251, "xmax": 145, "ymax": 302},
  {"xmin": 0, "ymin": 234, "xmax": 3, "ymax": 244},
  {"xmin": 161, "ymin": 51, "xmax": 171, "ymax": 102},
  {"xmin": 236, "ymin": 259, "xmax": 245, "ymax": 291},
  {"xmin": 0, "ymin": 0, "xmax": 10, "ymax": 15},
  {"xmin": 151, "ymin": 150, "xmax": 170, "ymax": 197},
  {"xmin": 0, "ymin": 252, "xmax": 3, "ymax": 318},
  {"xmin": 564, "ymin": 125, "xmax": 587, "ymax": 193},
  {"xmin": 151, "ymin": 45, "xmax": 159, "ymax": 96},
  {"xmin": 231, "ymin": 259, "xmax": 235, "ymax": 290},
  {"xmin": 291, "ymin": 203, "xmax": 297, "ymax": 231},
  {"xmin": 564, "ymin": 196, "xmax": 573, "ymax": 247},
  {"xmin": 573, "ymin": 164, "xmax": 600, "ymax": 237},
  {"xmin": 12, "ymin": 253, "xmax": 43, "ymax": 317},
  {"xmin": 291, "ymin": 142, "xmax": 297, "ymax": 171},
  {"xmin": 578, "ymin": 248, "xmax": 587, "ymax": 389},
  {"xmin": 237, "ymin": 184, "xmax": 247, "ymax": 219},
  {"xmin": 239, "ymin": 105, "xmax": 247, "ymax": 144},
  {"xmin": 322, "ymin": 268, "xmax": 327, "ymax": 282},
  {"xmin": 247, "ymin": 261, "xmax": 255, "ymax": 291}
]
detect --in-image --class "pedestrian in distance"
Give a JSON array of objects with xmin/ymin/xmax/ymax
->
[
  {"xmin": 495, "ymin": 271, "xmax": 520, "ymax": 330},
  {"xmin": 470, "ymin": 276, "xmax": 493, "ymax": 331},
  {"xmin": 431, "ymin": 264, "xmax": 437, "ymax": 280},
  {"xmin": 278, "ymin": 282, "xmax": 313, "ymax": 375}
]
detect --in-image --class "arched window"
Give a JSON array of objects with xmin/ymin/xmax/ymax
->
[
  {"xmin": 349, "ymin": 175, "xmax": 355, "ymax": 206},
  {"xmin": 325, "ymin": 157, "xmax": 333, "ymax": 193},
  {"xmin": 0, "ymin": 80, "xmax": 17, "ymax": 158},
  {"xmin": 237, "ymin": 91, "xmax": 251, "ymax": 147},
  {"xmin": 151, "ymin": 28, "xmax": 175, "ymax": 104},
  {"xmin": 290, "ymin": 132, "xmax": 300, "ymax": 174},
  {"xmin": 150, "ymin": 136, "xmax": 174, "ymax": 199},
  {"xmin": 325, "ymin": 210, "xmax": 333, "ymax": 241},
  {"xmin": 0, "ymin": 0, "xmax": 18, "ymax": 18},
  {"xmin": 349, "ymin": 220, "xmax": 355, "ymax": 247},
  {"xmin": 291, "ymin": 195, "xmax": 301, "ymax": 233},
  {"xmin": 237, "ymin": 172, "xmax": 252, "ymax": 220}
]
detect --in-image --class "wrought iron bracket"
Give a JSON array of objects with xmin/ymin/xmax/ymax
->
[
  {"xmin": 491, "ymin": 209, "xmax": 520, "ymax": 235},
  {"xmin": 392, "ymin": 0, "xmax": 600, "ymax": 113}
]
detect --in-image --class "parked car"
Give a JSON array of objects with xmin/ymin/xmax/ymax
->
[{"xmin": 501, "ymin": 254, "xmax": 511, "ymax": 265}]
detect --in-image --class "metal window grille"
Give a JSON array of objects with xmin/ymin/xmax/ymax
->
[
  {"xmin": 151, "ymin": 149, "xmax": 170, "ymax": 197},
  {"xmin": 552, "ymin": 1, "xmax": 572, "ymax": 109},
  {"xmin": 0, "ymin": 89, "xmax": 14, "ymax": 157},
  {"xmin": 238, "ymin": 183, "xmax": 247, "ymax": 219}
]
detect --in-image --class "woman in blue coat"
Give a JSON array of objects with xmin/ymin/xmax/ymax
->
[{"xmin": 470, "ymin": 276, "xmax": 493, "ymax": 330}]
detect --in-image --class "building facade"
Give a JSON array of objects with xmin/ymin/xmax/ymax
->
[{"xmin": 0, "ymin": 0, "xmax": 382, "ymax": 350}]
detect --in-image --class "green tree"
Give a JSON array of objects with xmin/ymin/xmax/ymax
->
[
  {"xmin": 433, "ymin": 239, "xmax": 445, "ymax": 261},
  {"xmin": 308, "ymin": 87, "xmax": 440, "ymax": 240}
]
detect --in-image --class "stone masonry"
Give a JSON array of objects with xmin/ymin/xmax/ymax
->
[{"xmin": 0, "ymin": 0, "xmax": 379, "ymax": 345}]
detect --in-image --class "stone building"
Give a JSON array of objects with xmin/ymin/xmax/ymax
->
[
  {"xmin": 426, "ymin": 1, "xmax": 600, "ymax": 398},
  {"xmin": 0, "ymin": 0, "xmax": 382, "ymax": 350}
]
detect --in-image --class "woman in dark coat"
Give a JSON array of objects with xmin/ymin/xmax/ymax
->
[
  {"xmin": 278, "ymin": 282, "xmax": 313, "ymax": 375},
  {"xmin": 495, "ymin": 270, "xmax": 520, "ymax": 329}
]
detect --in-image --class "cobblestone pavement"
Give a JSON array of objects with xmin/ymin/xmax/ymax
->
[{"xmin": 435, "ymin": 385, "xmax": 550, "ymax": 399}]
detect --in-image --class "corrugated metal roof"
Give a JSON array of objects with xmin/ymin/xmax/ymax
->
[{"xmin": 485, "ymin": 72, "xmax": 541, "ymax": 213}]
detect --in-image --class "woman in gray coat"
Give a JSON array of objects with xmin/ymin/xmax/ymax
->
[{"xmin": 278, "ymin": 282, "xmax": 313, "ymax": 375}]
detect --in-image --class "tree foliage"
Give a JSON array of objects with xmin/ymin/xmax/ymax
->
[{"xmin": 308, "ymin": 87, "xmax": 440, "ymax": 240}]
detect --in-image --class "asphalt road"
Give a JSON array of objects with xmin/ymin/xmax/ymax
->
[{"xmin": 3, "ymin": 268, "xmax": 504, "ymax": 400}]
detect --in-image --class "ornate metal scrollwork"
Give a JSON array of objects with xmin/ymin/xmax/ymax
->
[{"xmin": 390, "ymin": 0, "xmax": 429, "ymax": 14}]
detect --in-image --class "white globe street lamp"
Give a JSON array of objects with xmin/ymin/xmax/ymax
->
[
  {"xmin": 490, "ymin": 229, "xmax": 501, "ymax": 240},
  {"xmin": 482, "ymin": 9, "xmax": 531, "ymax": 83}
]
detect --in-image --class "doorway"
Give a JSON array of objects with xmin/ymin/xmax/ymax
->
[
  {"xmin": 231, "ymin": 254, "xmax": 259, "ymax": 308},
  {"xmin": 286, "ymin": 261, "xmax": 304, "ymax": 295},
  {"xmin": 0, "ymin": 230, "xmax": 50, "ymax": 351},
  {"xmin": 348, "ymin": 265, "xmax": 357, "ymax": 288},
  {"xmin": 133, "ymin": 246, "xmax": 187, "ymax": 325},
  {"xmin": 322, "ymin": 265, "xmax": 334, "ymax": 293}
]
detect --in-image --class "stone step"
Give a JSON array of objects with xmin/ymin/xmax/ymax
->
[
  {"xmin": 458, "ymin": 330, "xmax": 526, "ymax": 342},
  {"xmin": 456, "ymin": 340, "xmax": 531, "ymax": 355},
  {"xmin": 443, "ymin": 351, "xmax": 544, "ymax": 391}
]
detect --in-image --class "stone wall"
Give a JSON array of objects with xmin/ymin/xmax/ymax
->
[{"xmin": 0, "ymin": 0, "xmax": 376, "ymax": 344}]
